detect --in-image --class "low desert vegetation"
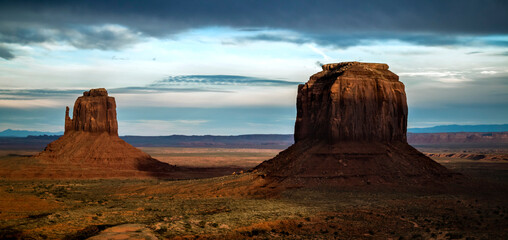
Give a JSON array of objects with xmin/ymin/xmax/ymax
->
[{"xmin": 0, "ymin": 149, "xmax": 507, "ymax": 239}]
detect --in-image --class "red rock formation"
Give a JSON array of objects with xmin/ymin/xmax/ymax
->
[
  {"xmin": 36, "ymin": 88, "xmax": 174, "ymax": 174},
  {"xmin": 295, "ymin": 62, "xmax": 407, "ymax": 143},
  {"xmin": 65, "ymin": 88, "xmax": 118, "ymax": 135},
  {"xmin": 256, "ymin": 62, "xmax": 459, "ymax": 186}
]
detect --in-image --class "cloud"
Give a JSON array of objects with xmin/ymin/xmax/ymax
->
[
  {"xmin": 2, "ymin": 0, "xmax": 507, "ymax": 34},
  {"xmin": 0, "ymin": 23, "xmax": 143, "ymax": 58},
  {"xmin": 0, "ymin": 0, "xmax": 507, "ymax": 56},
  {"xmin": 492, "ymin": 51, "xmax": 508, "ymax": 56},
  {"xmin": 406, "ymin": 75, "xmax": 508, "ymax": 108},
  {"xmin": 0, "ymin": 85, "xmax": 227, "ymax": 102},
  {"xmin": 0, "ymin": 74, "xmax": 301, "ymax": 109},
  {"xmin": 0, "ymin": 89, "xmax": 84, "ymax": 99},
  {"xmin": 307, "ymin": 45, "xmax": 331, "ymax": 60},
  {"xmin": 235, "ymin": 33, "xmax": 310, "ymax": 45},
  {"xmin": 151, "ymin": 75, "xmax": 302, "ymax": 87},
  {"xmin": 0, "ymin": 45, "xmax": 14, "ymax": 59},
  {"xmin": 232, "ymin": 31, "xmax": 508, "ymax": 49},
  {"xmin": 0, "ymin": 99, "xmax": 63, "ymax": 108},
  {"xmin": 399, "ymin": 71, "xmax": 462, "ymax": 78}
]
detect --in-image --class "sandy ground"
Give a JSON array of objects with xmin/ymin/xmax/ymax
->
[
  {"xmin": 140, "ymin": 147, "xmax": 280, "ymax": 169},
  {"xmin": 0, "ymin": 147, "xmax": 507, "ymax": 239}
]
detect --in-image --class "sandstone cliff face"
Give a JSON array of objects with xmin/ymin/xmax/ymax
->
[
  {"xmin": 256, "ymin": 62, "xmax": 458, "ymax": 186},
  {"xmin": 295, "ymin": 62, "xmax": 407, "ymax": 143},
  {"xmin": 65, "ymin": 88, "xmax": 118, "ymax": 135},
  {"xmin": 37, "ymin": 88, "xmax": 174, "ymax": 175}
]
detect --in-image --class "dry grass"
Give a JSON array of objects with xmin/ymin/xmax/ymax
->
[
  {"xmin": 140, "ymin": 147, "xmax": 280, "ymax": 168},
  {"xmin": 0, "ymin": 147, "xmax": 507, "ymax": 239}
]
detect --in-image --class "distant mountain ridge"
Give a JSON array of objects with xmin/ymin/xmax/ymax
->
[
  {"xmin": 1, "ymin": 132, "xmax": 507, "ymax": 150},
  {"xmin": 0, "ymin": 129, "xmax": 63, "ymax": 137},
  {"xmin": 1, "ymin": 124, "xmax": 507, "ymax": 137},
  {"xmin": 408, "ymin": 124, "xmax": 508, "ymax": 133}
]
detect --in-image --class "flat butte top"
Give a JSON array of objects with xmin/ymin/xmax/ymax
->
[{"xmin": 308, "ymin": 61, "xmax": 399, "ymax": 85}]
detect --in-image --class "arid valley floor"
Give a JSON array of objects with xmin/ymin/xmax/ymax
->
[{"xmin": 0, "ymin": 146, "xmax": 507, "ymax": 240}]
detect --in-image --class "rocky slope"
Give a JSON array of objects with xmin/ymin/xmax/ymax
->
[
  {"xmin": 36, "ymin": 88, "xmax": 175, "ymax": 175},
  {"xmin": 424, "ymin": 153, "xmax": 508, "ymax": 161},
  {"xmin": 256, "ymin": 62, "xmax": 459, "ymax": 186}
]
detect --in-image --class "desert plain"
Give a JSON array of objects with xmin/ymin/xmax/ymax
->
[{"xmin": 0, "ymin": 143, "xmax": 507, "ymax": 240}]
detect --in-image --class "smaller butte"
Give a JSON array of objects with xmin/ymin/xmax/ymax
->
[{"xmin": 36, "ymin": 88, "xmax": 175, "ymax": 176}]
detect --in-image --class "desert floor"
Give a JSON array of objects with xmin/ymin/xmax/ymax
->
[{"xmin": 0, "ymin": 147, "xmax": 507, "ymax": 239}]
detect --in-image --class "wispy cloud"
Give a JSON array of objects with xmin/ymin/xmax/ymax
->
[
  {"xmin": 151, "ymin": 75, "xmax": 302, "ymax": 87},
  {"xmin": 399, "ymin": 71, "xmax": 473, "ymax": 84},
  {"xmin": 231, "ymin": 30, "xmax": 508, "ymax": 49},
  {"xmin": 0, "ymin": 99, "xmax": 63, "ymax": 108},
  {"xmin": 307, "ymin": 45, "xmax": 331, "ymax": 60},
  {"xmin": 399, "ymin": 71, "xmax": 462, "ymax": 78},
  {"xmin": 0, "ymin": 74, "xmax": 301, "ymax": 108},
  {"xmin": 480, "ymin": 70, "xmax": 498, "ymax": 75}
]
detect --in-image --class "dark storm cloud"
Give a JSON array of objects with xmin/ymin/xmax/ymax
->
[
  {"xmin": 0, "ymin": 0, "xmax": 507, "ymax": 58},
  {"xmin": 2, "ymin": 0, "xmax": 507, "ymax": 34},
  {"xmin": 0, "ymin": 23, "xmax": 143, "ymax": 51},
  {"xmin": 0, "ymin": 45, "xmax": 14, "ymax": 59}
]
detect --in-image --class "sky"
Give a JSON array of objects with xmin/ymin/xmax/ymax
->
[{"xmin": 0, "ymin": 0, "xmax": 507, "ymax": 136}]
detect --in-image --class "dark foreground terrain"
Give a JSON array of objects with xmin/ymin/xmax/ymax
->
[{"xmin": 0, "ymin": 147, "xmax": 507, "ymax": 239}]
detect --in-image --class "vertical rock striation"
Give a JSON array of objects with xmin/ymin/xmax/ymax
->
[
  {"xmin": 64, "ymin": 88, "xmax": 118, "ymax": 135},
  {"xmin": 295, "ymin": 62, "xmax": 407, "ymax": 143},
  {"xmin": 256, "ymin": 62, "xmax": 458, "ymax": 186}
]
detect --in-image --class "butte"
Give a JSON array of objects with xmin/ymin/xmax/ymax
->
[
  {"xmin": 35, "ymin": 88, "xmax": 175, "ymax": 177},
  {"xmin": 255, "ymin": 62, "xmax": 460, "ymax": 186}
]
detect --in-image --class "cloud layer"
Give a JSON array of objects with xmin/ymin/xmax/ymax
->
[{"xmin": 1, "ymin": 0, "xmax": 508, "ymax": 59}]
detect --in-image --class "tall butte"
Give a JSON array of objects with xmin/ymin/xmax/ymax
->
[
  {"xmin": 36, "ymin": 88, "xmax": 174, "ymax": 175},
  {"xmin": 255, "ymin": 62, "xmax": 459, "ymax": 186}
]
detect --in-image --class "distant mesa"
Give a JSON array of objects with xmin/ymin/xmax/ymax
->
[
  {"xmin": 0, "ymin": 129, "xmax": 63, "ymax": 137},
  {"xmin": 36, "ymin": 88, "xmax": 175, "ymax": 175},
  {"xmin": 255, "ymin": 62, "xmax": 460, "ymax": 186}
]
